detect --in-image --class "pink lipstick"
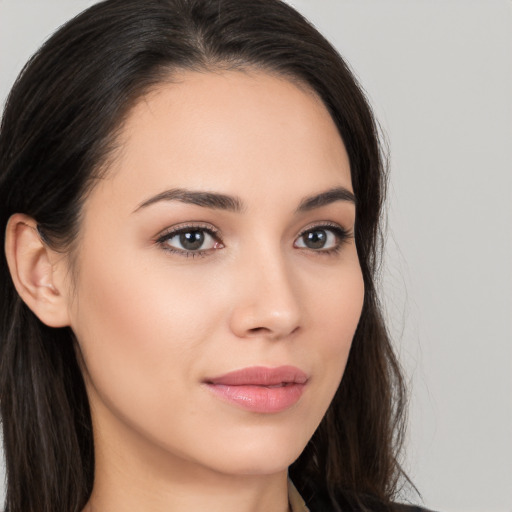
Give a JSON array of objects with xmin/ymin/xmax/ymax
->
[{"xmin": 204, "ymin": 366, "xmax": 308, "ymax": 413}]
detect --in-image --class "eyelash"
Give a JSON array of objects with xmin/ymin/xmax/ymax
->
[
  {"xmin": 296, "ymin": 222, "xmax": 352, "ymax": 256},
  {"xmin": 155, "ymin": 222, "xmax": 352, "ymax": 258},
  {"xmin": 155, "ymin": 223, "xmax": 222, "ymax": 258}
]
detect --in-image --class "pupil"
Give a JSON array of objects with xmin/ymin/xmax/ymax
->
[
  {"xmin": 180, "ymin": 231, "xmax": 204, "ymax": 250},
  {"xmin": 305, "ymin": 230, "xmax": 327, "ymax": 249}
]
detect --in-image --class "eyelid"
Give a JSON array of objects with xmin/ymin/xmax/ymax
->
[
  {"xmin": 154, "ymin": 222, "xmax": 224, "ymax": 257},
  {"xmin": 154, "ymin": 222, "xmax": 221, "ymax": 241},
  {"xmin": 153, "ymin": 220, "xmax": 352, "ymax": 258},
  {"xmin": 297, "ymin": 220, "xmax": 349, "ymax": 236},
  {"xmin": 294, "ymin": 221, "xmax": 353, "ymax": 253},
  {"xmin": 297, "ymin": 221, "xmax": 352, "ymax": 238}
]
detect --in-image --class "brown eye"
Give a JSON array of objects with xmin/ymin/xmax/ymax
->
[
  {"xmin": 178, "ymin": 230, "xmax": 206, "ymax": 251},
  {"xmin": 160, "ymin": 228, "xmax": 220, "ymax": 253},
  {"xmin": 301, "ymin": 229, "xmax": 329, "ymax": 249},
  {"xmin": 294, "ymin": 225, "xmax": 348, "ymax": 252}
]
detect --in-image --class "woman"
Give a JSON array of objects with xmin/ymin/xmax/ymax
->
[{"xmin": 0, "ymin": 1, "xmax": 431, "ymax": 511}]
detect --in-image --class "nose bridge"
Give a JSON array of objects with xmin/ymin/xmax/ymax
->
[{"xmin": 229, "ymin": 240, "xmax": 302, "ymax": 339}]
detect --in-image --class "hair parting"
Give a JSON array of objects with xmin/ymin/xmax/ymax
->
[{"xmin": 0, "ymin": 1, "xmax": 410, "ymax": 511}]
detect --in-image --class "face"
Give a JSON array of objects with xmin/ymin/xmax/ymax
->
[{"xmin": 65, "ymin": 70, "xmax": 364, "ymax": 479}]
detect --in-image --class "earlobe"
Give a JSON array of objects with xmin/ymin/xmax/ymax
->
[{"xmin": 5, "ymin": 214, "xmax": 71, "ymax": 328}]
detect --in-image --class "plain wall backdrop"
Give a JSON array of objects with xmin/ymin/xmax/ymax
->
[{"xmin": 1, "ymin": 1, "xmax": 511, "ymax": 511}]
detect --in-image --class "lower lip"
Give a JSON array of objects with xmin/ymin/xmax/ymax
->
[{"xmin": 205, "ymin": 383, "xmax": 306, "ymax": 413}]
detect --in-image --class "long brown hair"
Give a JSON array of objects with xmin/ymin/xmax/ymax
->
[{"xmin": 0, "ymin": 1, "xmax": 408, "ymax": 511}]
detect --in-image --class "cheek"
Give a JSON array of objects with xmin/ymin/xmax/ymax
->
[
  {"xmin": 68, "ymin": 237, "xmax": 365, "ymax": 474},
  {"xmin": 309, "ymin": 258, "xmax": 364, "ymax": 344},
  {"xmin": 69, "ymin": 248, "xmax": 224, "ymax": 425},
  {"xmin": 307, "ymin": 261, "xmax": 365, "ymax": 390}
]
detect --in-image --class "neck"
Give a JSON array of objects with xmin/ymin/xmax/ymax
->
[
  {"xmin": 83, "ymin": 405, "xmax": 291, "ymax": 512},
  {"xmin": 85, "ymin": 461, "xmax": 290, "ymax": 512}
]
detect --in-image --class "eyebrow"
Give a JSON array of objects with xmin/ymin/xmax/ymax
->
[
  {"xmin": 134, "ymin": 188, "xmax": 244, "ymax": 213},
  {"xmin": 295, "ymin": 186, "xmax": 356, "ymax": 213},
  {"xmin": 133, "ymin": 186, "xmax": 355, "ymax": 214}
]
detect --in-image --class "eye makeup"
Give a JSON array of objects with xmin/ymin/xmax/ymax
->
[
  {"xmin": 155, "ymin": 222, "xmax": 224, "ymax": 258},
  {"xmin": 294, "ymin": 221, "xmax": 353, "ymax": 256},
  {"xmin": 154, "ymin": 219, "xmax": 353, "ymax": 259}
]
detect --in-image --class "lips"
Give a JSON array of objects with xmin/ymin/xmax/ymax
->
[{"xmin": 204, "ymin": 366, "xmax": 308, "ymax": 413}]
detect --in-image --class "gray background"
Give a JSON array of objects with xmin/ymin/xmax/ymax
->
[{"xmin": 1, "ymin": 1, "xmax": 511, "ymax": 511}]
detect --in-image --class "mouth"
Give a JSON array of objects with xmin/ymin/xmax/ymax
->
[{"xmin": 204, "ymin": 365, "xmax": 308, "ymax": 413}]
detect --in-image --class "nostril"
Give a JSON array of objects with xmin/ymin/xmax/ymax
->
[
  {"xmin": 245, "ymin": 325, "xmax": 300, "ymax": 339},
  {"xmin": 248, "ymin": 327, "xmax": 270, "ymax": 335}
]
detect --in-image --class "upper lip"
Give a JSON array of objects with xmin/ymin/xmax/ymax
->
[{"xmin": 205, "ymin": 365, "xmax": 308, "ymax": 386}]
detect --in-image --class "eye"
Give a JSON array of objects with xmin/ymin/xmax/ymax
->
[
  {"xmin": 294, "ymin": 224, "xmax": 349, "ymax": 252},
  {"xmin": 156, "ymin": 225, "xmax": 223, "ymax": 256}
]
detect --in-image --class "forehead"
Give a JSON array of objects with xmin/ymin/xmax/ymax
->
[{"xmin": 92, "ymin": 69, "xmax": 352, "ymax": 213}]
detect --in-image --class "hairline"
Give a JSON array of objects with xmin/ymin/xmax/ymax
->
[{"xmin": 62, "ymin": 61, "xmax": 341, "ymax": 292}]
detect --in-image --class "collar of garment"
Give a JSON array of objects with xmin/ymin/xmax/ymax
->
[{"xmin": 288, "ymin": 479, "xmax": 310, "ymax": 512}]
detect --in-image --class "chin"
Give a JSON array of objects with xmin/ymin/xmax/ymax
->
[
  {"xmin": 206, "ymin": 449, "xmax": 301, "ymax": 477},
  {"xmin": 186, "ymin": 426, "xmax": 310, "ymax": 477}
]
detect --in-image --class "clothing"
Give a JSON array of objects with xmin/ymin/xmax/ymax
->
[{"xmin": 288, "ymin": 480, "xmax": 437, "ymax": 512}]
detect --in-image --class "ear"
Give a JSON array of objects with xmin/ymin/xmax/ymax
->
[{"xmin": 5, "ymin": 214, "xmax": 71, "ymax": 328}]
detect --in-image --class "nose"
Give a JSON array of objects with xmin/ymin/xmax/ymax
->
[{"xmin": 228, "ymin": 250, "xmax": 302, "ymax": 341}]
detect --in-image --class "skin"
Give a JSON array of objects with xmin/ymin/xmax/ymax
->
[{"xmin": 7, "ymin": 70, "xmax": 364, "ymax": 512}]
